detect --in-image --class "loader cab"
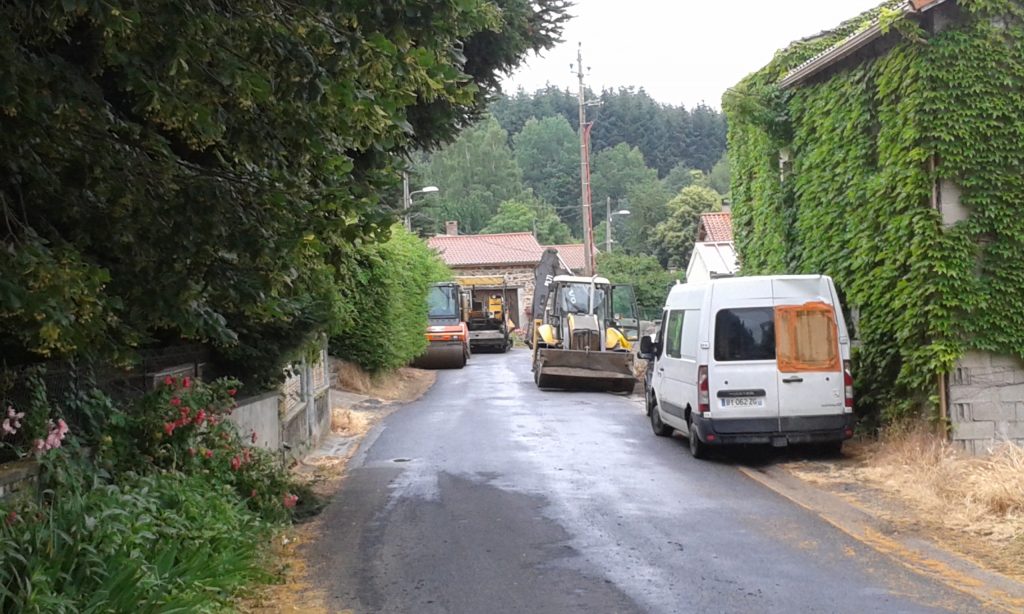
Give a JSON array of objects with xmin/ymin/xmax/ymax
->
[{"xmin": 543, "ymin": 276, "xmax": 638, "ymax": 352}]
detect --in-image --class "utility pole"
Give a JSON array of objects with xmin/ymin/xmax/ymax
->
[
  {"xmin": 575, "ymin": 44, "xmax": 595, "ymax": 276},
  {"xmin": 606, "ymin": 196, "xmax": 612, "ymax": 252}
]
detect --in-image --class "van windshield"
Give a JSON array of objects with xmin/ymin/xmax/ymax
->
[{"xmin": 714, "ymin": 308, "xmax": 775, "ymax": 361}]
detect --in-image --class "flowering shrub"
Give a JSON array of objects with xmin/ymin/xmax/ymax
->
[{"xmin": 100, "ymin": 376, "xmax": 301, "ymax": 522}]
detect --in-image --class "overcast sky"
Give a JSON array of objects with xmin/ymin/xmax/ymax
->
[{"xmin": 503, "ymin": 0, "xmax": 883, "ymax": 109}]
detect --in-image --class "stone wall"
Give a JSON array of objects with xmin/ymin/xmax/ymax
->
[
  {"xmin": 949, "ymin": 350, "xmax": 1024, "ymax": 454},
  {"xmin": 453, "ymin": 265, "xmax": 536, "ymax": 327}
]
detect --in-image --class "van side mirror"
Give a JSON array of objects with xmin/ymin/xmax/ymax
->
[{"xmin": 639, "ymin": 335, "xmax": 656, "ymax": 360}]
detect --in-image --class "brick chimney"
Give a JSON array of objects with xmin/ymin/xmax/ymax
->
[{"xmin": 445, "ymin": 221, "xmax": 459, "ymax": 236}]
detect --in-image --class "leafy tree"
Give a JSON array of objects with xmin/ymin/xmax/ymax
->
[
  {"xmin": 617, "ymin": 179, "xmax": 673, "ymax": 255},
  {"xmin": 0, "ymin": 0, "xmax": 569, "ymax": 383},
  {"xmin": 708, "ymin": 152, "xmax": 731, "ymax": 196},
  {"xmin": 481, "ymin": 198, "xmax": 574, "ymax": 244},
  {"xmin": 590, "ymin": 144, "xmax": 660, "ymax": 225},
  {"xmin": 596, "ymin": 252, "xmax": 677, "ymax": 318},
  {"xmin": 651, "ymin": 186, "xmax": 722, "ymax": 269},
  {"xmin": 513, "ymin": 116, "xmax": 580, "ymax": 227},
  {"xmin": 663, "ymin": 163, "xmax": 707, "ymax": 194},
  {"xmin": 418, "ymin": 117, "xmax": 528, "ymax": 234}
]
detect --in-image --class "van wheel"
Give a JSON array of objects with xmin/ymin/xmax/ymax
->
[
  {"xmin": 688, "ymin": 422, "xmax": 709, "ymax": 459},
  {"xmin": 650, "ymin": 404, "xmax": 673, "ymax": 437}
]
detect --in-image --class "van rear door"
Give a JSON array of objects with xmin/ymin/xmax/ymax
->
[
  {"xmin": 774, "ymin": 301, "xmax": 845, "ymax": 422},
  {"xmin": 709, "ymin": 305, "xmax": 780, "ymax": 432}
]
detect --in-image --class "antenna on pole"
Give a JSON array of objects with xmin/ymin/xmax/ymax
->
[{"xmin": 576, "ymin": 43, "xmax": 596, "ymax": 276}]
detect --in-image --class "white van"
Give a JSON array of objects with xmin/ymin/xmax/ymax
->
[{"xmin": 639, "ymin": 275, "xmax": 855, "ymax": 459}]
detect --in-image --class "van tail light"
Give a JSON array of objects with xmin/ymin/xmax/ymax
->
[
  {"xmin": 843, "ymin": 360, "xmax": 854, "ymax": 411},
  {"xmin": 698, "ymin": 365, "xmax": 710, "ymax": 413}
]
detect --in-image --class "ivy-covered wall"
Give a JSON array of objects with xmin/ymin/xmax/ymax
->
[{"xmin": 724, "ymin": 0, "xmax": 1024, "ymax": 422}]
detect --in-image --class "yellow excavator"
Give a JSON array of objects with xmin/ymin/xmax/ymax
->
[{"xmin": 531, "ymin": 273, "xmax": 640, "ymax": 393}]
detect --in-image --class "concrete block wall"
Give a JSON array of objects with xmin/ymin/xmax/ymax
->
[
  {"xmin": 228, "ymin": 391, "xmax": 281, "ymax": 451},
  {"xmin": 949, "ymin": 350, "xmax": 1024, "ymax": 454}
]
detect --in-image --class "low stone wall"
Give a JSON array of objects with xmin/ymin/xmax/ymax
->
[
  {"xmin": 0, "ymin": 460, "xmax": 39, "ymax": 503},
  {"xmin": 950, "ymin": 350, "xmax": 1024, "ymax": 454}
]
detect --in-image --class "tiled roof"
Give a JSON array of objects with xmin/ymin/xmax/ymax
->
[
  {"xmin": 697, "ymin": 212, "xmax": 733, "ymax": 242},
  {"xmin": 427, "ymin": 232, "xmax": 545, "ymax": 267},
  {"xmin": 545, "ymin": 244, "xmax": 597, "ymax": 274}
]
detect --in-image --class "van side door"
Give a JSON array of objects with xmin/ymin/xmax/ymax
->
[{"xmin": 657, "ymin": 309, "xmax": 688, "ymax": 428}]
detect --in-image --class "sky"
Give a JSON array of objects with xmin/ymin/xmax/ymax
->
[{"xmin": 503, "ymin": 0, "xmax": 883, "ymax": 109}]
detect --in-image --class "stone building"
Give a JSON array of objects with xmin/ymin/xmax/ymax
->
[{"xmin": 427, "ymin": 222, "xmax": 593, "ymax": 328}]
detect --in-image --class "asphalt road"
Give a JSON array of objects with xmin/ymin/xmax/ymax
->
[{"xmin": 309, "ymin": 351, "xmax": 993, "ymax": 614}]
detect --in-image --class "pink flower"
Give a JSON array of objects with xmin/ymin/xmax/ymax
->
[
  {"xmin": 182, "ymin": 377, "xmax": 191, "ymax": 389},
  {"xmin": 230, "ymin": 456, "xmax": 241, "ymax": 471},
  {"xmin": 164, "ymin": 376, "xmax": 175, "ymax": 386},
  {"xmin": 163, "ymin": 422, "xmax": 175, "ymax": 436},
  {"xmin": 195, "ymin": 409, "xmax": 207, "ymax": 425},
  {"xmin": 204, "ymin": 449, "xmax": 214, "ymax": 459},
  {"xmin": 170, "ymin": 397, "xmax": 182, "ymax": 407},
  {"xmin": 227, "ymin": 388, "xmax": 237, "ymax": 397},
  {"xmin": 282, "ymin": 493, "xmax": 298, "ymax": 509},
  {"xmin": 33, "ymin": 439, "xmax": 45, "ymax": 452},
  {"xmin": 55, "ymin": 419, "xmax": 68, "ymax": 438},
  {"xmin": 1, "ymin": 419, "xmax": 14, "ymax": 436}
]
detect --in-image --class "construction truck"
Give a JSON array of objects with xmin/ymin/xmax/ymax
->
[
  {"xmin": 411, "ymin": 282, "xmax": 471, "ymax": 369},
  {"xmin": 530, "ymin": 249, "xmax": 641, "ymax": 392},
  {"xmin": 457, "ymin": 276, "xmax": 514, "ymax": 353}
]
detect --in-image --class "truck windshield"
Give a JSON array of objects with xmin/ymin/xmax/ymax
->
[
  {"xmin": 427, "ymin": 286, "xmax": 459, "ymax": 318},
  {"xmin": 558, "ymin": 283, "xmax": 605, "ymax": 315}
]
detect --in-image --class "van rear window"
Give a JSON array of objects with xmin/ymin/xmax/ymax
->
[{"xmin": 714, "ymin": 308, "xmax": 775, "ymax": 361}]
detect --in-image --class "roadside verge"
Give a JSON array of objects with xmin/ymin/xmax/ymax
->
[
  {"xmin": 739, "ymin": 463, "xmax": 1024, "ymax": 614},
  {"xmin": 242, "ymin": 363, "xmax": 437, "ymax": 613}
]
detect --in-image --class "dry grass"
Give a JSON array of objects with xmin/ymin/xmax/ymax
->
[
  {"xmin": 786, "ymin": 427, "xmax": 1024, "ymax": 579},
  {"xmin": 329, "ymin": 358, "xmax": 436, "ymax": 401},
  {"xmin": 864, "ymin": 427, "xmax": 1024, "ymax": 522}
]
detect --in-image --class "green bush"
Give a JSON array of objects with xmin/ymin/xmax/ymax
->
[
  {"xmin": 329, "ymin": 226, "xmax": 450, "ymax": 372},
  {"xmin": 0, "ymin": 451, "xmax": 270, "ymax": 613}
]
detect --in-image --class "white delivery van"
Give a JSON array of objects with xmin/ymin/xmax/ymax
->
[{"xmin": 639, "ymin": 275, "xmax": 855, "ymax": 459}]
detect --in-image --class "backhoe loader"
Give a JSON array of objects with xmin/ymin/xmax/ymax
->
[{"xmin": 531, "ymin": 274, "xmax": 640, "ymax": 393}]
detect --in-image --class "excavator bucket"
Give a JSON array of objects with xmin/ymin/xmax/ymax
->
[
  {"xmin": 533, "ymin": 348, "xmax": 636, "ymax": 393},
  {"xmin": 411, "ymin": 342, "xmax": 466, "ymax": 369}
]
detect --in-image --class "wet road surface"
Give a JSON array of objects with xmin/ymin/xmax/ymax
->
[{"xmin": 310, "ymin": 351, "xmax": 994, "ymax": 613}]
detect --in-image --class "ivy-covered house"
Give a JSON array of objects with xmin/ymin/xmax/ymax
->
[{"xmin": 724, "ymin": 0, "xmax": 1024, "ymax": 452}]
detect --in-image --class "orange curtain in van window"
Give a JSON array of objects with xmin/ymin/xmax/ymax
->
[{"xmin": 774, "ymin": 302, "xmax": 841, "ymax": 373}]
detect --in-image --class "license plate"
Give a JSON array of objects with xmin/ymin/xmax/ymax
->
[{"xmin": 720, "ymin": 397, "xmax": 765, "ymax": 408}]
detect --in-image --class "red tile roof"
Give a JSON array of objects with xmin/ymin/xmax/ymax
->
[
  {"xmin": 697, "ymin": 212, "xmax": 733, "ymax": 242},
  {"xmin": 546, "ymin": 244, "xmax": 597, "ymax": 274},
  {"xmin": 428, "ymin": 232, "xmax": 545, "ymax": 267}
]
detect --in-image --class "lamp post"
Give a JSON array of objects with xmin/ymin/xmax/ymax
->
[
  {"xmin": 605, "ymin": 196, "xmax": 631, "ymax": 252},
  {"xmin": 403, "ymin": 172, "xmax": 439, "ymax": 231}
]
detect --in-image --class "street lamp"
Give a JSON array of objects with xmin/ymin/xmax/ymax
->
[
  {"xmin": 403, "ymin": 172, "xmax": 439, "ymax": 231},
  {"xmin": 606, "ymin": 197, "xmax": 631, "ymax": 252}
]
